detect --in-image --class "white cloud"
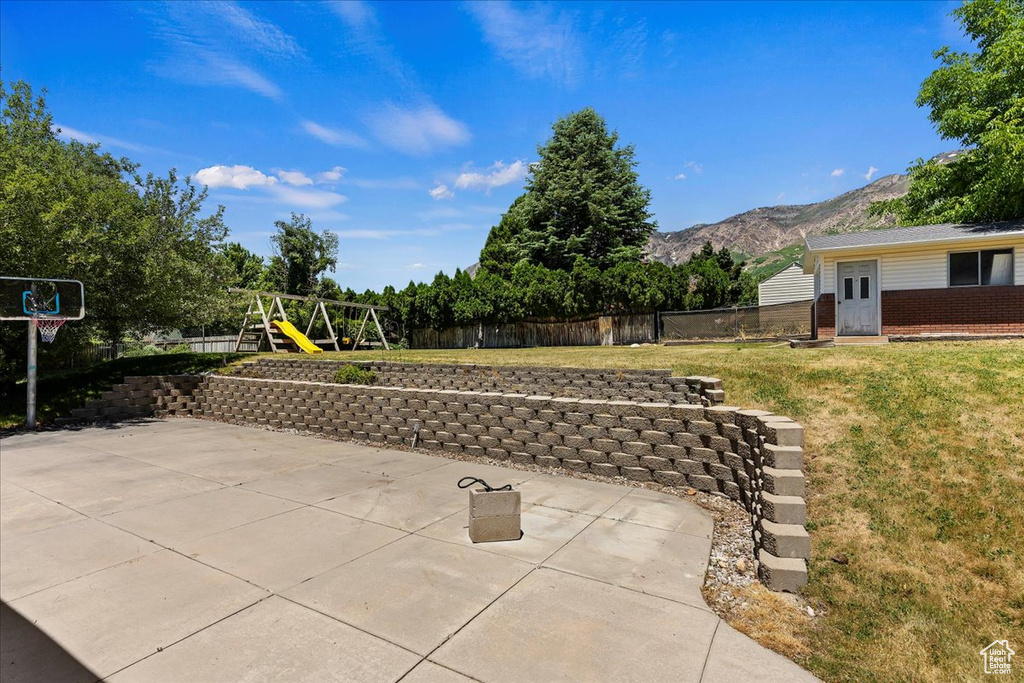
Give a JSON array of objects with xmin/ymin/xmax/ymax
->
[
  {"xmin": 196, "ymin": 164, "xmax": 347, "ymax": 208},
  {"xmin": 864, "ymin": 166, "xmax": 880, "ymax": 181},
  {"xmin": 195, "ymin": 165, "xmax": 278, "ymax": 189},
  {"xmin": 207, "ymin": 1, "xmax": 304, "ymax": 58},
  {"xmin": 368, "ymin": 104, "xmax": 470, "ymax": 155},
  {"xmin": 684, "ymin": 161, "xmax": 703, "ymax": 174},
  {"xmin": 52, "ymin": 123, "xmax": 174, "ymax": 155},
  {"xmin": 429, "ymin": 183, "xmax": 455, "ymax": 200},
  {"xmin": 147, "ymin": 3, "xmax": 301, "ymax": 101},
  {"xmin": 317, "ymin": 166, "xmax": 347, "ymax": 183},
  {"xmin": 776, "ymin": 192, "xmax": 786, "ymax": 201},
  {"xmin": 327, "ymin": 0, "xmax": 415, "ymax": 88},
  {"xmin": 466, "ymin": 2, "xmax": 583, "ymax": 85},
  {"xmin": 673, "ymin": 173, "xmax": 687, "ymax": 180},
  {"xmin": 301, "ymin": 120, "xmax": 367, "ymax": 148},
  {"xmin": 454, "ymin": 160, "xmax": 528, "ymax": 191},
  {"xmin": 408, "ymin": 262, "xmax": 426, "ymax": 270},
  {"xmin": 277, "ymin": 170, "xmax": 313, "ymax": 186},
  {"xmin": 831, "ymin": 168, "xmax": 845, "ymax": 177},
  {"xmin": 345, "ymin": 177, "xmax": 419, "ymax": 190},
  {"xmin": 271, "ymin": 185, "xmax": 347, "ymax": 209},
  {"xmin": 53, "ymin": 124, "xmax": 97, "ymax": 145}
]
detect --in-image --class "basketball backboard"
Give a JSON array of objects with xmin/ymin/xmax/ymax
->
[{"xmin": 0, "ymin": 276, "xmax": 86, "ymax": 321}]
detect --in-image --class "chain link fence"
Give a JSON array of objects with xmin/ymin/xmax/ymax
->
[{"xmin": 660, "ymin": 300, "xmax": 813, "ymax": 341}]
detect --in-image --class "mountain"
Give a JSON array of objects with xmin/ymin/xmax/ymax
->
[{"xmin": 646, "ymin": 173, "xmax": 909, "ymax": 266}]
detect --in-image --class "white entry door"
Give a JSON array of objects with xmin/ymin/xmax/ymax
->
[{"xmin": 836, "ymin": 260, "xmax": 878, "ymax": 336}]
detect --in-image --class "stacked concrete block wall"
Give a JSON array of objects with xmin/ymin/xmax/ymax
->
[
  {"xmin": 66, "ymin": 375, "xmax": 201, "ymax": 423},
  {"xmin": 188, "ymin": 374, "xmax": 807, "ymax": 591},
  {"xmin": 231, "ymin": 358, "xmax": 727, "ymax": 406}
]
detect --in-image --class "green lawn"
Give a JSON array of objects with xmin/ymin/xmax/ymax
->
[{"xmin": 3, "ymin": 341, "xmax": 1022, "ymax": 682}]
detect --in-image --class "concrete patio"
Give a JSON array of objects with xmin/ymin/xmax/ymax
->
[{"xmin": 0, "ymin": 419, "xmax": 817, "ymax": 682}]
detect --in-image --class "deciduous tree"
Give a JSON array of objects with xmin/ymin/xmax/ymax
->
[{"xmin": 871, "ymin": 0, "xmax": 1024, "ymax": 224}]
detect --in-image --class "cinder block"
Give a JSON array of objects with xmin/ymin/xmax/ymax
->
[
  {"xmin": 759, "ymin": 520, "xmax": 810, "ymax": 559},
  {"xmin": 757, "ymin": 552, "xmax": 808, "ymax": 593},
  {"xmin": 622, "ymin": 441, "xmax": 654, "ymax": 458},
  {"xmin": 674, "ymin": 459, "xmax": 705, "ymax": 476},
  {"xmin": 688, "ymin": 474, "xmax": 717, "ymax": 492},
  {"xmin": 759, "ymin": 418, "xmax": 804, "ymax": 447},
  {"xmin": 609, "ymin": 452, "xmax": 640, "ymax": 467},
  {"xmin": 535, "ymin": 455, "xmax": 560, "ymax": 469},
  {"xmin": 621, "ymin": 467, "xmax": 652, "ymax": 482},
  {"xmin": 469, "ymin": 489, "xmax": 520, "ymax": 517},
  {"xmin": 762, "ymin": 467, "xmax": 805, "ymax": 497},
  {"xmin": 589, "ymin": 462, "xmax": 619, "ymax": 478},
  {"xmin": 760, "ymin": 492, "xmax": 807, "ymax": 525},
  {"xmin": 762, "ymin": 443, "xmax": 804, "ymax": 469},
  {"xmin": 468, "ymin": 514, "xmax": 521, "ymax": 543},
  {"xmin": 687, "ymin": 420, "xmax": 718, "ymax": 437},
  {"xmin": 639, "ymin": 455, "xmax": 672, "ymax": 471},
  {"xmin": 653, "ymin": 470, "xmax": 686, "ymax": 486},
  {"xmin": 704, "ymin": 406, "xmax": 739, "ymax": 424},
  {"xmin": 672, "ymin": 432, "xmax": 703, "ymax": 449}
]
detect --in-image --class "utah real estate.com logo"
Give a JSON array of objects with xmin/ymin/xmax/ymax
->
[{"xmin": 980, "ymin": 640, "xmax": 1014, "ymax": 675}]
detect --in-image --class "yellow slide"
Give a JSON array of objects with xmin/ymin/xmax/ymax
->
[{"xmin": 271, "ymin": 320, "xmax": 324, "ymax": 354}]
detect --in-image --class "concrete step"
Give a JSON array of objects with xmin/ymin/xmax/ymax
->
[{"xmin": 833, "ymin": 335, "xmax": 889, "ymax": 345}]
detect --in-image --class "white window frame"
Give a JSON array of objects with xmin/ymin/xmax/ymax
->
[{"xmin": 948, "ymin": 247, "xmax": 1015, "ymax": 288}]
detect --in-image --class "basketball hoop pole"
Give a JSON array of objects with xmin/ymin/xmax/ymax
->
[{"xmin": 27, "ymin": 319, "xmax": 37, "ymax": 429}]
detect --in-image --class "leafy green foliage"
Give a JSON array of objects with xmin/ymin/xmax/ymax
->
[
  {"xmin": 333, "ymin": 364, "xmax": 377, "ymax": 385},
  {"xmin": 222, "ymin": 242, "xmax": 266, "ymax": 289},
  {"xmin": 0, "ymin": 80, "xmax": 233, "ymax": 378},
  {"xmin": 871, "ymin": 0, "xmax": 1024, "ymax": 224},
  {"xmin": 479, "ymin": 108, "xmax": 655, "ymax": 275},
  {"xmin": 267, "ymin": 213, "xmax": 338, "ymax": 296}
]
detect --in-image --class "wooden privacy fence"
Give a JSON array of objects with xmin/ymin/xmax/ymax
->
[{"xmin": 410, "ymin": 314, "xmax": 656, "ymax": 349}]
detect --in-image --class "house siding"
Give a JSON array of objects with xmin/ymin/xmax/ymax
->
[
  {"xmin": 817, "ymin": 238, "xmax": 1024, "ymax": 295},
  {"xmin": 758, "ymin": 264, "xmax": 815, "ymax": 306},
  {"xmin": 814, "ymin": 286, "xmax": 1024, "ymax": 337}
]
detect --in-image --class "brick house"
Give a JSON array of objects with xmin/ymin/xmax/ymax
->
[{"xmin": 802, "ymin": 220, "xmax": 1024, "ymax": 339}]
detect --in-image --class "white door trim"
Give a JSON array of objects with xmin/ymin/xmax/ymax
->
[{"xmin": 834, "ymin": 257, "xmax": 882, "ymax": 336}]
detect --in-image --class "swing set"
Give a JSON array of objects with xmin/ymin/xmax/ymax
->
[{"xmin": 230, "ymin": 288, "xmax": 390, "ymax": 353}]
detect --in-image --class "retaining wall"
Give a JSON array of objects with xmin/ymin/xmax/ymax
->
[
  {"xmin": 64, "ymin": 369, "xmax": 809, "ymax": 591},
  {"xmin": 231, "ymin": 358, "xmax": 727, "ymax": 406},
  {"xmin": 64, "ymin": 375, "xmax": 201, "ymax": 424}
]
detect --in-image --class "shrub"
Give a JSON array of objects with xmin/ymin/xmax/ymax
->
[{"xmin": 333, "ymin": 364, "xmax": 377, "ymax": 385}]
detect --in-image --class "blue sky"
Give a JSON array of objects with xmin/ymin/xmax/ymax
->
[{"xmin": 2, "ymin": 1, "xmax": 967, "ymax": 291}]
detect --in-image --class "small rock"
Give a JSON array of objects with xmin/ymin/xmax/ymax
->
[
  {"xmin": 831, "ymin": 553, "xmax": 849, "ymax": 565},
  {"xmin": 806, "ymin": 606, "xmax": 815, "ymax": 617},
  {"xmin": 735, "ymin": 559, "xmax": 747, "ymax": 573},
  {"xmin": 685, "ymin": 487, "xmax": 697, "ymax": 495}
]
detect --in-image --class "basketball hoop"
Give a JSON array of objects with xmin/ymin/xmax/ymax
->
[
  {"xmin": 1, "ymin": 277, "xmax": 86, "ymax": 429},
  {"xmin": 32, "ymin": 316, "xmax": 66, "ymax": 343}
]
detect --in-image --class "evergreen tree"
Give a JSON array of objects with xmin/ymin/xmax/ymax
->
[{"xmin": 479, "ymin": 108, "xmax": 655, "ymax": 275}]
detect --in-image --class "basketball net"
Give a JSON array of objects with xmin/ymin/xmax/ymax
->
[{"xmin": 32, "ymin": 316, "xmax": 66, "ymax": 343}]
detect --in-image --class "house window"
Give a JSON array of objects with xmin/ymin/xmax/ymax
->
[
  {"xmin": 949, "ymin": 249, "xmax": 1014, "ymax": 287},
  {"xmin": 843, "ymin": 277, "xmax": 854, "ymax": 300},
  {"xmin": 859, "ymin": 276, "xmax": 870, "ymax": 299}
]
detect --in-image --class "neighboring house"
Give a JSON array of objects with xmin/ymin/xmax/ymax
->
[
  {"xmin": 758, "ymin": 263, "xmax": 815, "ymax": 306},
  {"xmin": 803, "ymin": 220, "xmax": 1024, "ymax": 338}
]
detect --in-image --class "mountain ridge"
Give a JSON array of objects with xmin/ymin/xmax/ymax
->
[{"xmin": 645, "ymin": 173, "xmax": 909, "ymax": 266}]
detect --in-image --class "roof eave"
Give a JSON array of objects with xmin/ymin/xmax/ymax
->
[
  {"xmin": 805, "ymin": 230, "xmax": 1024, "ymax": 255},
  {"xmin": 802, "ymin": 240, "xmax": 815, "ymax": 274}
]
